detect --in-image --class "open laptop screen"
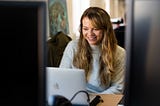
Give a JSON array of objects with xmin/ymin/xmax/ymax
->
[{"xmin": 46, "ymin": 67, "xmax": 89, "ymax": 105}]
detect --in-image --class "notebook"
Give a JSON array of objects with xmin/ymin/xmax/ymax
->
[{"xmin": 46, "ymin": 67, "xmax": 89, "ymax": 105}]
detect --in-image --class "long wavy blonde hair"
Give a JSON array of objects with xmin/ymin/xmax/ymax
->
[{"xmin": 73, "ymin": 7, "xmax": 117, "ymax": 86}]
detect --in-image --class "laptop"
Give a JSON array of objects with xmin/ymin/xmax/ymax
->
[{"xmin": 46, "ymin": 67, "xmax": 89, "ymax": 105}]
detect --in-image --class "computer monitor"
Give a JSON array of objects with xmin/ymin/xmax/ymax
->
[
  {"xmin": 0, "ymin": 1, "xmax": 47, "ymax": 106},
  {"xmin": 124, "ymin": 0, "xmax": 160, "ymax": 106}
]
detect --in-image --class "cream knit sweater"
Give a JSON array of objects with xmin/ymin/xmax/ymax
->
[{"xmin": 59, "ymin": 39, "xmax": 126, "ymax": 94}]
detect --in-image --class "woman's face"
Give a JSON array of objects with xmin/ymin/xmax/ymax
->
[{"xmin": 82, "ymin": 17, "xmax": 103, "ymax": 45}]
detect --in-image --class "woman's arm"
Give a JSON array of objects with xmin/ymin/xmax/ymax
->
[{"xmin": 59, "ymin": 40, "xmax": 77, "ymax": 68}]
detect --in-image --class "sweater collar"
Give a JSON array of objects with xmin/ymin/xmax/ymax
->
[{"xmin": 90, "ymin": 45, "xmax": 101, "ymax": 53}]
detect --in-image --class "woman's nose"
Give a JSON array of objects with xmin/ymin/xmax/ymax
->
[{"xmin": 88, "ymin": 29, "xmax": 94, "ymax": 35}]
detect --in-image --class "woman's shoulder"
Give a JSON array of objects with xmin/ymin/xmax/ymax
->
[
  {"xmin": 68, "ymin": 39, "xmax": 78, "ymax": 44},
  {"xmin": 115, "ymin": 45, "xmax": 126, "ymax": 57},
  {"xmin": 116, "ymin": 45, "xmax": 125, "ymax": 52},
  {"xmin": 65, "ymin": 39, "xmax": 79, "ymax": 50},
  {"xmin": 67, "ymin": 39, "xmax": 78, "ymax": 46}
]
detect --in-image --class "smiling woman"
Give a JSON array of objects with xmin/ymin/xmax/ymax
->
[{"xmin": 59, "ymin": 7, "xmax": 126, "ymax": 95}]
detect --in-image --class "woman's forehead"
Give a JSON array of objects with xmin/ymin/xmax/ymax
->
[{"xmin": 82, "ymin": 17, "xmax": 98, "ymax": 28}]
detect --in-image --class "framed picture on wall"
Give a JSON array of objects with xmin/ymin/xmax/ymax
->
[{"xmin": 48, "ymin": 0, "xmax": 69, "ymax": 36}]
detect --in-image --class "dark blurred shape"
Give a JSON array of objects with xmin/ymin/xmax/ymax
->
[
  {"xmin": 124, "ymin": 0, "xmax": 160, "ymax": 106},
  {"xmin": 47, "ymin": 31, "xmax": 72, "ymax": 67},
  {"xmin": 0, "ymin": 1, "xmax": 47, "ymax": 106},
  {"xmin": 89, "ymin": 95, "xmax": 103, "ymax": 106},
  {"xmin": 48, "ymin": 95, "xmax": 72, "ymax": 106},
  {"xmin": 114, "ymin": 25, "xmax": 125, "ymax": 48}
]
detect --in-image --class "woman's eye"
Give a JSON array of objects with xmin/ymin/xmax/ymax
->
[
  {"xmin": 83, "ymin": 28, "xmax": 88, "ymax": 31},
  {"xmin": 93, "ymin": 28, "xmax": 99, "ymax": 31}
]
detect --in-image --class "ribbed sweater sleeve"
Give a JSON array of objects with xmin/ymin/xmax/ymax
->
[{"xmin": 59, "ymin": 40, "xmax": 77, "ymax": 68}]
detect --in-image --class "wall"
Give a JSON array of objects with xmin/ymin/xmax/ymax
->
[{"xmin": 110, "ymin": 0, "xmax": 126, "ymax": 18}]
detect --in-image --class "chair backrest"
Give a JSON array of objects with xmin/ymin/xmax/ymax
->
[
  {"xmin": 47, "ymin": 31, "xmax": 72, "ymax": 67},
  {"xmin": 114, "ymin": 25, "xmax": 125, "ymax": 48}
]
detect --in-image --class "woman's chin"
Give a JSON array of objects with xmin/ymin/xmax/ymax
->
[
  {"xmin": 86, "ymin": 39, "xmax": 99, "ymax": 45},
  {"xmin": 88, "ymin": 42, "xmax": 98, "ymax": 45}
]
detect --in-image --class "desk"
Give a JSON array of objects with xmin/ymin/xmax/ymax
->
[{"xmin": 90, "ymin": 94, "xmax": 123, "ymax": 106}]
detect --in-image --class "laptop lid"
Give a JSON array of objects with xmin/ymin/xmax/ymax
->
[{"xmin": 46, "ymin": 67, "xmax": 89, "ymax": 105}]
